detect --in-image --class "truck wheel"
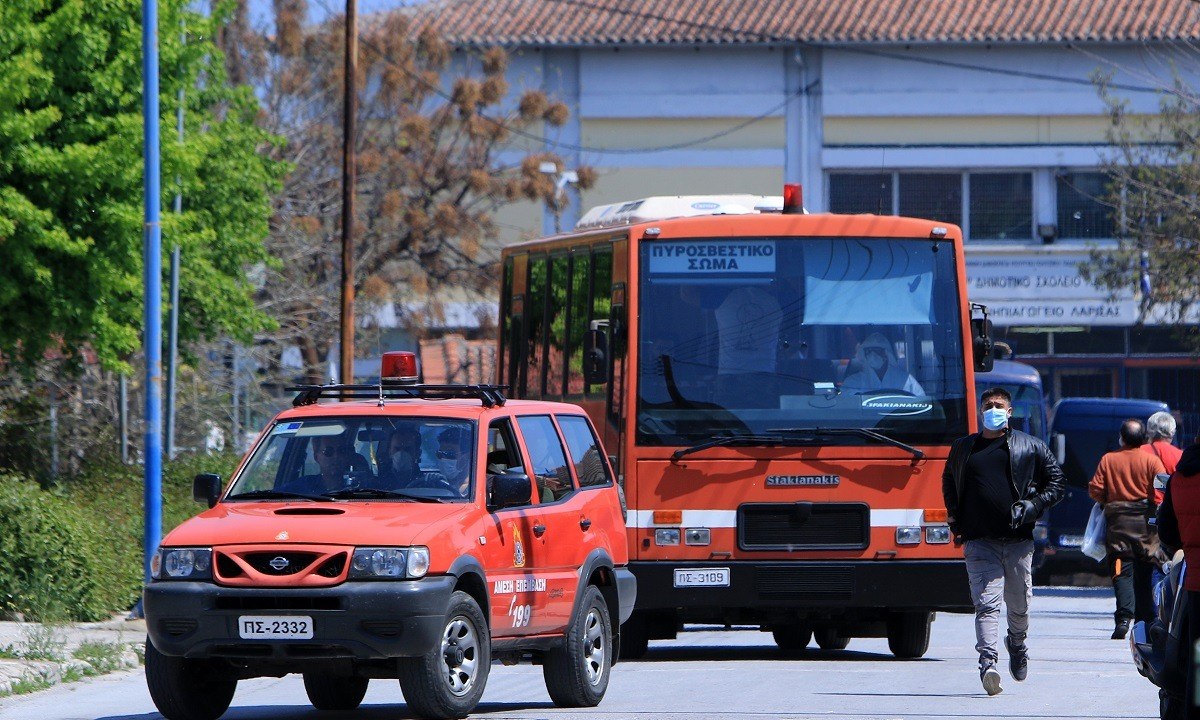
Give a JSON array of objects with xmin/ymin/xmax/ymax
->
[
  {"xmin": 772, "ymin": 624, "xmax": 812, "ymax": 652},
  {"xmin": 398, "ymin": 591, "xmax": 490, "ymax": 719},
  {"xmin": 814, "ymin": 628, "xmax": 850, "ymax": 650},
  {"xmin": 145, "ymin": 638, "xmax": 237, "ymax": 720},
  {"xmin": 887, "ymin": 611, "xmax": 932, "ymax": 659},
  {"xmin": 303, "ymin": 673, "xmax": 369, "ymax": 711},
  {"xmin": 617, "ymin": 611, "xmax": 649, "ymax": 659},
  {"xmin": 543, "ymin": 586, "xmax": 612, "ymax": 707}
]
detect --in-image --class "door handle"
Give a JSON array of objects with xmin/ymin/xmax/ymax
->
[
  {"xmin": 580, "ymin": 518, "xmax": 592, "ymax": 531},
  {"xmin": 533, "ymin": 523, "xmax": 547, "ymax": 537}
]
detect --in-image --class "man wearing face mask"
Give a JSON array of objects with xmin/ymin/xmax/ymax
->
[
  {"xmin": 841, "ymin": 332, "xmax": 925, "ymax": 396},
  {"xmin": 381, "ymin": 424, "xmax": 422, "ymax": 488},
  {"xmin": 942, "ymin": 387, "xmax": 1065, "ymax": 696},
  {"xmin": 434, "ymin": 427, "xmax": 472, "ymax": 497}
]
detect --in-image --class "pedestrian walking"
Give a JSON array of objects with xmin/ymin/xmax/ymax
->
[
  {"xmin": 1088, "ymin": 418, "xmax": 1167, "ymax": 639},
  {"xmin": 1154, "ymin": 428, "xmax": 1200, "ymax": 718},
  {"xmin": 943, "ymin": 387, "xmax": 1065, "ymax": 696},
  {"xmin": 1144, "ymin": 411, "xmax": 1183, "ymax": 504}
]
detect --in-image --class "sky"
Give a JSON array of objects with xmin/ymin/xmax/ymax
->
[{"xmin": 246, "ymin": 0, "xmax": 427, "ymax": 28}]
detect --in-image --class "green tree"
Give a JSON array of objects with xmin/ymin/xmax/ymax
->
[
  {"xmin": 1084, "ymin": 75, "xmax": 1200, "ymax": 346},
  {"xmin": 0, "ymin": 0, "xmax": 285, "ymax": 373}
]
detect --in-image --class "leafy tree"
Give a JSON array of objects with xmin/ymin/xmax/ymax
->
[
  {"xmin": 1083, "ymin": 75, "xmax": 1200, "ymax": 346},
  {"xmin": 220, "ymin": 1, "xmax": 593, "ymax": 383},
  {"xmin": 0, "ymin": 0, "xmax": 284, "ymax": 373}
]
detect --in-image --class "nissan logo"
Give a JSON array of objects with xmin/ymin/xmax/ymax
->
[{"xmin": 269, "ymin": 556, "xmax": 290, "ymax": 571}]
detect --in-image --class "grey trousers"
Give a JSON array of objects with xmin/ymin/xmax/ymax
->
[{"xmin": 964, "ymin": 538, "xmax": 1034, "ymax": 667}]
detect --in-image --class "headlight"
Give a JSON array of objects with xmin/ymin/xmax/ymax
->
[
  {"xmin": 925, "ymin": 526, "xmax": 951, "ymax": 544},
  {"xmin": 155, "ymin": 548, "xmax": 212, "ymax": 580},
  {"xmin": 655, "ymin": 528, "xmax": 681, "ymax": 546},
  {"xmin": 349, "ymin": 547, "xmax": 429, "ymax": 579},
  {"xmin": 895, "ymin": 527, "xmax": 921, "ymax": 545}
]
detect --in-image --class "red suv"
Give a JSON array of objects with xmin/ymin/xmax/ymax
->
[{"xmin": 143, "ymin": 353, "xmax": 634, "ymax": 720}]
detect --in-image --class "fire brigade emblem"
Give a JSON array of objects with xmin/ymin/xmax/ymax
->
[
  {"xmin": 513, "ymin": 524, "xmax": 526, "ymax": 568},
  {"xmin": 275, "ymin": 530, "xmax": 289, "ymax": 541}
]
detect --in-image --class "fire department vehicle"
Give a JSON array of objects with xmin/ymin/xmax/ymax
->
[
  {"xmin": 497, "ymin": 187, "xmax": 993, "ymax": 658},
  {"xmin": 143, "ymin": 351, "xmax": 635, "ymax": 720}
]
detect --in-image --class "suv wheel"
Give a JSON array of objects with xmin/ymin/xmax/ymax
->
[
  {"xmin": 399, "ymin": 591, "xmax": 490, "ymax": 719},
  {"xmin": 543, "ymin": 585, "xmax": 612, "ymax": 707},
  {"xmin": 145, "ymin": 638, "xmax": 237, "ymax": 720},
  {"xmin": 303, "ymin": 673, "xmax": 369, "ymax": 711}
]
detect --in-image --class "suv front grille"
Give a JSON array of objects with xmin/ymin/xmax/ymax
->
[{"xmin": 738, "ymin": 502, "xmax": 869, "ymax": 551}]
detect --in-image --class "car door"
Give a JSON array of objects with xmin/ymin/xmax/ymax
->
[
  {"xmin": 478, "ymin": 418, "xmax": 543, "ymax": 638},
  {"xmin": 513, "ymin": 414, "xmax": 581, "ymax": 634},
  {"xmin": 555, "ymin": 413, "xmax": 625, "ymax": 568}
]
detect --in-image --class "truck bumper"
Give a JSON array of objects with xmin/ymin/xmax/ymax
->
[
  {"xmin": 629, "ymin": 560, "xmax": 973, "ymax": 613},
  {"xmin": 144, "ymin": 575, "xmax": 456, "ymax": 660}
]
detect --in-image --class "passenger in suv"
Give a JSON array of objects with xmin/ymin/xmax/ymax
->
[{"xmin": 143, "ymin": 353, "xmax": 635, "ymax": 720}]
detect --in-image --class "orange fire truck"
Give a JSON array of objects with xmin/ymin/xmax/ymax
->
[{"xmin": 497, "ymin": 188, "xmax": 993, "ymax": 659}]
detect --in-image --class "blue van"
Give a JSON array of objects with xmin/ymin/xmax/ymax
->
[
  {"xmin": 1043, "ymin": 397, "xmax": 1170, "ymax": 576},
  {"xmin": 975, "ymin": 361, "xmax": 1053, "ymax": 573}
]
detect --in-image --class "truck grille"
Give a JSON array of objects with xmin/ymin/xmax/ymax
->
[{"xmin": 738, "ymin": 502, "xmax": 869, "ymax": 551}]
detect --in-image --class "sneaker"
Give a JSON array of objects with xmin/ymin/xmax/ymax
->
[
  {"xmin": 981, "ymin": 662, "xmax": 1003, "ymax": 696},
  {"xmin": 1112, "ymin": 619, "xmax": 1131, "ymax": 640},
  {"xmin": 1004, "ymin": 635, "xmax": 1028, "ymax": 681}
]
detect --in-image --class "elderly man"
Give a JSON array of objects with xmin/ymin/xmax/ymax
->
[
  {"xmin": 1089, "ymin": 418, "xmax": 1167, "ymax": 639},
  {"xmin": 1143, "ymin": 411, "xmax": 1182, "ymax": 505}
]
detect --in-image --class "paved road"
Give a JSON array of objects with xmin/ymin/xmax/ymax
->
[{"xmin": 0, "ymin": 586, "xmax": 1158, "ymax": 720}]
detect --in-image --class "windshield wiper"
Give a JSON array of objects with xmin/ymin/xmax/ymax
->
[
  {"xmin": 321, "ymin": 487, "xmax": 443, "ymax": 503},
  {"xmin": 225, "ymin": 489, "xmax": 333, "ymax": 502},
  {"xmin": 671, "ymin": 434, "xmax": 786, "ymax": 462},
  {"xmin": 768, "ymin": 426, "xmax": 925, "ymax": 463}
]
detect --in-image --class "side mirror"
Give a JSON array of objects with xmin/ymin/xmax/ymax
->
[
  {"xmin": 970, "ymin": 315, "xmax": 994, "ymax": 373},
  {"xmin": 193, "ymin": 473, "xmax": 222, "ymax": 508},
  {"xmin": 584, "ymin": 324, "xmax": 610, "ymax": 385},
  {"xmin": 488, "ymin": 470, "xmax": 532, "ymax": 511},
  {"xmin": 1052, "ymin": 433, "xmax": 1066, "ymax": 467}
]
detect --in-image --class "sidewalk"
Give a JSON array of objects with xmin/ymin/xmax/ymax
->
[{"xmin": 0, "ymin": 616, "xmax": 145, "ymax": 696}]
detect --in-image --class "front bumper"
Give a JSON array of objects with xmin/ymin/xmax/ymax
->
[
  {"xmin": 630, "ymin": 560, "xmax": 973, "ymax": 613},
  {"xmin": 144, "ymin": 575, "xmax": 456, "ymax": 660}
]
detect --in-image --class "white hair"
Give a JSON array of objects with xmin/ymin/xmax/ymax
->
[{"xmin": 1147, "ymin": 411, "xmax": 1176, "ymax": 441}]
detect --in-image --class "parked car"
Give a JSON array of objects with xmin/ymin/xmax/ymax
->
[
  {"xmin": 1130, "ymin": 549, "xmax": 1187, "ymax": 719},
  {"xmin": 1043, "ymin": 397, "xmax": 1170, "ymax": 577},
  {"xmin": 143, "ymin": 352, "xmax": 635, "ymax": 720}
]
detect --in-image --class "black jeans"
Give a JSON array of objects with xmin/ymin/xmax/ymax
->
[{"xmin": 1111, "ymin": 555, "xmax": 1155, "ymax": 623}]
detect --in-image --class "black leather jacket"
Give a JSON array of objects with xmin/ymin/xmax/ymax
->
[{"xmin": 942, "ymin": 428, "xmax": 1066, "ymax": 534}]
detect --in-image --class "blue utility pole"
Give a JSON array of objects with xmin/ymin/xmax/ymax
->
[{"xmin": 142, "ymin": 0, "xmax": 163, "ymax": 584}]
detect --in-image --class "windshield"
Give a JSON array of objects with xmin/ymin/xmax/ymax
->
[
  {"xmin": 974, "ymin": 383, "xmax": 1046, "ymax": 442},
  {"xmin": 226, "ymin": 416, "xmax": 476, "ymax": 502},
  {"xmin": 636, "ymin": 236, "xmax": 969, "ymax": 445}
]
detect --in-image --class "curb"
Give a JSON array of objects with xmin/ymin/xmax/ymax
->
[{"xmin": 0, "ymin": 618, "xmax": 146, "ymax": 697}]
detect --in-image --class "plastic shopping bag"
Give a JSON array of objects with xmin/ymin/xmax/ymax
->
[{"xmin": 1081, "ymin": 502, "xmax": 1106, "ymax": 562}]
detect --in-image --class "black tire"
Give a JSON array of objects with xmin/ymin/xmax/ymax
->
[
  {"xmin": 814, "ymin": 628, "xmax": 850, "ymax": 650},
  {"xmin": 398, "ymin": 591, "xmax": 490, "ymax": 719},
  {"xmin": 618, "ymin": 611, "xmax": 649, "ymax": 659},
  {"xmin": 543, "ymin": 586, "xmax": 613, "ymax": 708},
  {"xmin": 303, "ymin": 673, "xmax": 369, "ymax": 711},
  {"xmin": 887, "ymin": 611, "xmax": 932, "ymax": 659},
  {"xmin": 772, "ymin": 624, "xmax": 812, "ymax": 651},
  {"xmin": 145, "ymin": 638, "xmax": 237, "ymax": 720}
]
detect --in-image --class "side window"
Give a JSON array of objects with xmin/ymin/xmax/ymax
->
[
  {"xmin": 525, "ymin": 256, "xmax": 548, "ymax": 398},
  {"xmin": 517, "ymin": 415, "xmax": 575, "ymax": 503},
  {"xmin": 546, "ymin": 254, "xmax": 570, "ymax": 400},
  {"xmin": 486, "ymin": 420, "xmax": 526, "ymax": 475},
  {"xmin": 556, "ymin": 415, "xmax": 613, "ymax": 488},
  {"xmin": 566, "ymin": 251, "xmax": 591, "ymax": 397}
]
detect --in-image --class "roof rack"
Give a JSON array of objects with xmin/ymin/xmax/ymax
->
[{"xmin": 286, "ymin": 383, "xmax": 508, "ymax": 408}]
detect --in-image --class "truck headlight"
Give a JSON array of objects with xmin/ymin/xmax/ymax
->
[
  {"xmin": 925, "ymin": 526, "xmax": 951, "ymax": 544},
  {"xmin": 349, "ymin": 547, "xmax": 429, "ymax": 579},
  {"xmin": 155, "ymin": 548, "xmax": 212, "ymax": 580},
  {"xmin": 895, "ymin": 527, "xmax": 921, "ymax": 545}
]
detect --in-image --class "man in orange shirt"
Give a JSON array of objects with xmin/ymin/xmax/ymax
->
[{"xmin": 1089, "ymin": 418, "xmax": 1167, "ymax": 639}]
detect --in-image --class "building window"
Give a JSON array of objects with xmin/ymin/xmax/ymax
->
[
  {"xmin": 829, "ymin": 173, "xmax": 892, "ymax": 214},
  {"xmin": 898, "ymin": 173, "xmax": 962, "ymax": 227},
  {"xmin": 1057, "ymin": 172, "xmax": 1115, "ymax": 239},
  {"xmin": 969, "ymin": 173, "xmax": 1032, "ymax": 240}
]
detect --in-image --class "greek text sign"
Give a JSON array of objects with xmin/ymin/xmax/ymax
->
[
  {"xmin": 648, "ymin": 241, "xmax": 776, "ymax": 274},
  {"xmin": 966, "ymin": 250, "xmax": 1133, "ymax": 326}
]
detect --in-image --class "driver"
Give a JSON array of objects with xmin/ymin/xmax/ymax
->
[
  {"xmin": 286, "ymin": 433, "xmax": 356, "ymax": 494},
  {"xmin": 841, "ymin": 332, "xmax": 925, "ymax": 396},
  {"xmin": 434, "ymin": 426, "xmax": 472, "ymax": 497}
]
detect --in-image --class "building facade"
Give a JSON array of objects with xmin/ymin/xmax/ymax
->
[{"xmin": 418, "ymin": 0, "xmax": 1200, "ymax": 434}]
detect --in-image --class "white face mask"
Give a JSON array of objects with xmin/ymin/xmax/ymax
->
[
  {"xmin": 866, "ymin": 354, "xmax": 886, "ymax": 370},
  {"xmin": 439, "ymin": 455, "xmax": 468, "ymax": 480}
]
